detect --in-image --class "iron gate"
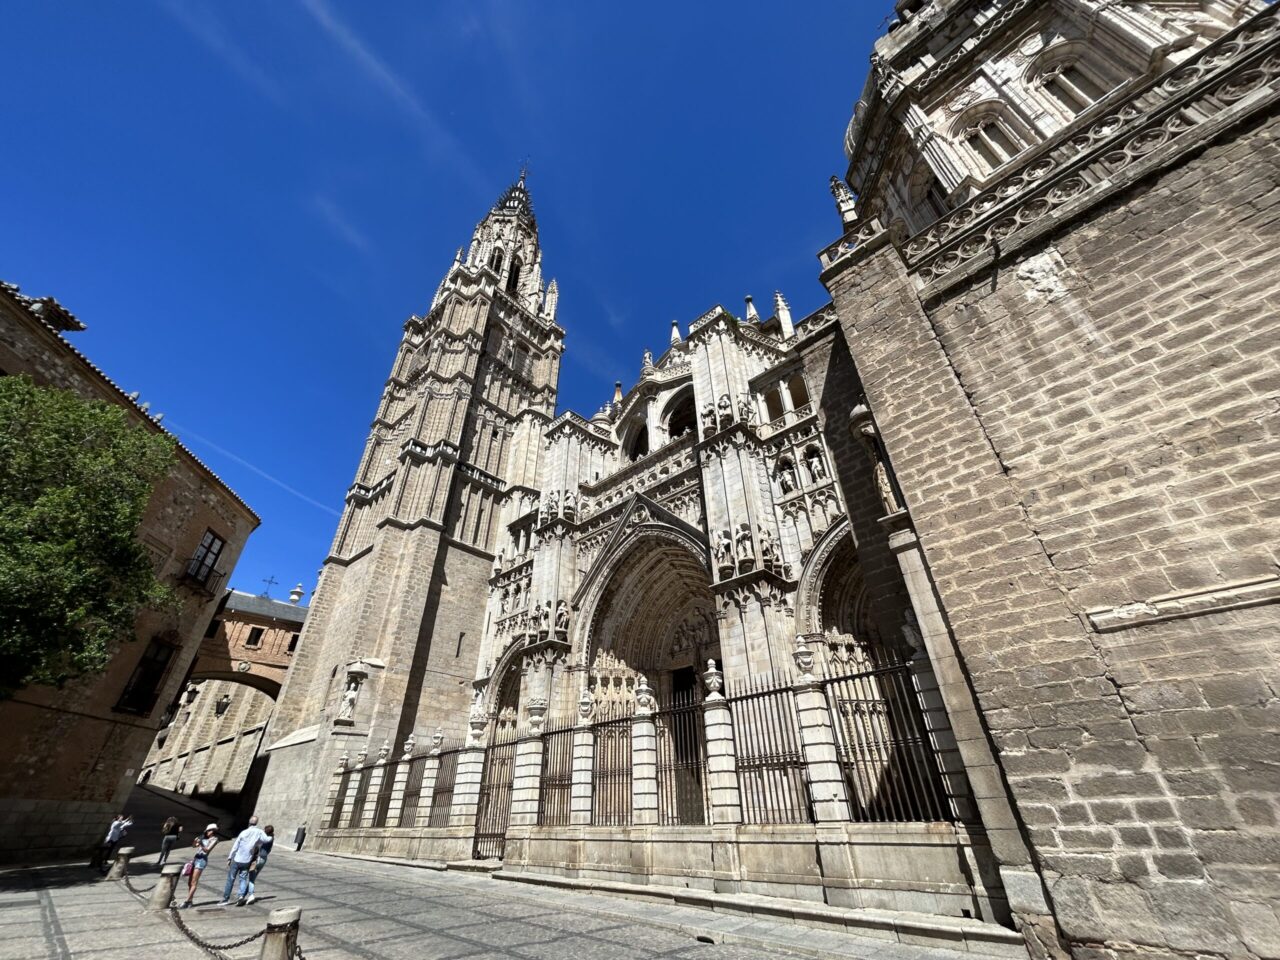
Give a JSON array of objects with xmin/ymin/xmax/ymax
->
[{"xmin": 473, "ymin": 733, "xmax": 517, "ymax": 859}]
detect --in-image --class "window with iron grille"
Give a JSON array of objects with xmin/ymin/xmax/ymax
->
[{"xmin": 113, "ymin": 635, "xmax": 178, "ymax": 717}]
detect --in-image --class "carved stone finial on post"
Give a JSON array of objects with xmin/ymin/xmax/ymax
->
[
  {"xmin": 704, "ymin": 659, "xmax": 725, "ymax": 702},
  {"xmin": 354, "ymin": 750, "xmax": 367, "ymax": 768},
  {"xmin": 793, "ymin": 635, "xmax": 816, "ymax": 681},
  {"xmin": 377, "ymin": 740, "xmax": 390, "ymax": 763},
  {"xmin": 337, "ymin": 752, "xmax": 350, "ymax": 772},
  {"xmin": 830, "ymin": 175, "xmax": 859, "ymax": 230},
  {"xmin": 430, "ymin": 726, "xmax": 444, "ymax": 755},
  {"xmin": 577, "ymin": 688, "xmax": 595, "ymax": 724},
  {"xmin": 635, "ymin": 675, "xmax": 655, "ymax": 716},
  {"xmin": 527, "ymin": 696, "xmax": 549, "ymax": 732},
  {"xmin": 401, "ymin": 734, "xmax": 416, "ymax": 760}
]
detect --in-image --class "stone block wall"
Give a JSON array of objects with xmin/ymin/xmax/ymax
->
[{"xmin": 825, "ymin": 109, "xmax": 1280, "ymax": 958}]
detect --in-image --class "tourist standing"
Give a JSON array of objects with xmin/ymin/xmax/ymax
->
[
  {"xmin": 158, "ymin": 816, "xmax": 183, "ymax": 865},
  {"xmin": 179, "ymin": 824, "xmax": 219, "ymax": 909},
  {"xmin": 89, "ymin": 814, "xmax": 131, "ymax": 873},
  {"xmin": 243, "ymin": 825, "xmax": 274, "ymax": 905},
  {"xmin": 219, "ymin": 816, "xmax": 266, "ymax": 906}
]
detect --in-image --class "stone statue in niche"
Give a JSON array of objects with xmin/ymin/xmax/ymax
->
[
  {"xmin": 701, "ymin": 403, "xmax": 718, "ymax": 434},
  {"xmin": 777, "ymin": 461, "xmax": 797, "ymax": 494},
  {"xmin": 737, "ymin": 395, "xmax": 755, "ymax": 423},
  {"xmin": 336, "ymin": 676, "xmax": 361, "ymax": 724},
  {"xmin": 544, "ymin": 490, "xmax": 559, "ymax": 519},
  {"xmin": 759, "ymin": 525, "xmax": 779, "ymax": 571},
  {"xmin": 555, "ymin": 599, "xmax": 570, "ymax": 634},
  {"xmin": 717, "ymin": 394, "xmax": 733, "ymax": 429},
  {"xmin": 806, "ymin": 447, "xmax": 827, "ymax": 482},
  {"xmin": 563, "ymin": 491, "xmax": 577, "ymax": 520},
  {"xmin": 735, "ymin": 523, "xmax": 754, "ymax": 571},
  {"xmin": 858, "ymin": 421, "xmax": 902, "ymax": 515},
  {"xmin": 713, "ymin": 529, "xmax": 735, "ymax": 571}
]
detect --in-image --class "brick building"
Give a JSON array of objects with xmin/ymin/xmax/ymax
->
[
  {"xmin": 0, "ymin": 282, "xmax": 258, "ymax": 864},
  {"xmin": 139, "ymin": 587, "xmax": 308, "ymax": 808},
  {"xmin": 257, "ymin": 4, "xmax": 1279, "ymax": 959}
]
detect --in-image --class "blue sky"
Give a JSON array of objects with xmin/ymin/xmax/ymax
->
[{"xmin": 2, "ymin": 1, "xmax": 887, "ymax": 600}]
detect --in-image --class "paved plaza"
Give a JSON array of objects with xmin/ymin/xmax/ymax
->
[{"xmin": 0, "ymin": 848, "xmax": 985, "ymax": 960}]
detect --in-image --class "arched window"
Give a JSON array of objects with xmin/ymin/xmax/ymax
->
[
  {"xmin": 963, "ymin": 115, "xmax": 1023, "ymax": 172},
  {"xmin": 787, "ymin": 375, "xmax": 810, "ymax": 409},
  {"xmin": 1039, "ymin": 61, "xmax": 1105, "ymax": 117},
  {"xmin": 764, "ymin": 388, "xmax": 785, "ymax": 422},
  {"xmin": 506, "ymin": 255, "xmax": 523, "ymax": 295},
  {"xmin": 623, "ymin": 419, "xmax": 649, "ymax": 462},
  {"xmin": 489, "ymin": 248, "xmax": 505, "ymax": 274},
  {"xmin": 663, "ymin": 389, "xmax": 697, "ymax": 441}
]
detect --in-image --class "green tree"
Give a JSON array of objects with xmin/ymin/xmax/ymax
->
[{"xmin": 0, "ymin": 375, "xmax": 177, "ymax": 696}]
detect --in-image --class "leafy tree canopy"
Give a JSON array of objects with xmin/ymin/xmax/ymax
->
[{"xmin": 0, "ymin": 375, "xmax": 177, "ymax": 696}]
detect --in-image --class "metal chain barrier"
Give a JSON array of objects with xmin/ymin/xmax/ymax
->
[
  {"xmin": 168, "ymin": 904, "xmax": 267, "ymax": 959},
  {"xmin": 120, "ymin": 871, "xmax": 158, "ymax": 898}
]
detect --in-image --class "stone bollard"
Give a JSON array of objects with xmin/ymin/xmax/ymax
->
[
  {"xmin": 105, "ymin": 846, "xmax": 135, "ymax": 880},
  {"xmin": 260, "ymin": 906, "xmax": 302, "ymax": 960},
  {"xmin": 148, "ymin": 864, "xmax": 184, "ymax": 912}
]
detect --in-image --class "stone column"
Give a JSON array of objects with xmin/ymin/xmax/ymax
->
[
  {"xmin": 570, "ymin": 689, "xmax": 595, "ymax": 826},
  {"xmin": 790, "ymin": 638, "xmax": 852, "ymax": 822},
  {"xmin": 510, "ymin": 701, "xmax": 547, "ymax": 827},
  {"xmin": 385, "ymin": 733, "xmax": 418, "ymax": 828},
  {"xmin": 449, "ymin": 716, "xmax": 488, "ymax": 829},
  {"xmin": 701, "ymin": 660, "xmax": 742, "ymax": 825},
  {"xmin": 105, "ymin": 847, "xmax": 135, "ymax": 881},
  {"xmin": 260, "ymin": 906, "xmax": 302, "ymax": 960},
  {"xmin": 360, "ymin": 741, "xmax": 391, "ymax": 827},
  {"xmin": 415, "ymin": 734, "xmax": 444, "ymax": 826},
  {"xmin": 320, "ymin": 753, "xmax": 349, "ymax": 829},
  {"xmin": 147, "ymin": 864, "xmax": 184, "ymax": 912},
  {"xmin": 631, "ymin": 677, "xmax": 659, "ymax": 825},
  {"xmin": 339, "ymin": 751, "xmax": 367, "ymax": 828}
]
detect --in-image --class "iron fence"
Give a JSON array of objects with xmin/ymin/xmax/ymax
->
[
  {"xmin": 728, "ymin": 672, "xmax": 813, "ymax": 824},
  {"xmin": 400, "ymin": 755, "xmax": 429, "ymax": 827},
  {"xmin": 538, "ymin": 720, "xmax": 576, "ymax": 826},
  {"xmin": 427, "ymin": 748, "xmax": 462, "ymax": 828},
  {"xmin": 655, "ymin": 691, "xmax": 708, "ymax": 825},
  {"xmin": 821, "ymin": 664, "xmax": 950, "ymax": 823},
  {"xmin": 328, "ymin": 771, "xmax": 353, "ymax": 828},
  {"xmin": 591, "ymin": 701, "xmax": 634, "ymax": 826},
  {"xmin": 473, "ymin": 729, "xmax": 517, "ymax": 859},
  {"xmin": 348, "ymin": 768, "xmax": 372, "ymax": 826}
]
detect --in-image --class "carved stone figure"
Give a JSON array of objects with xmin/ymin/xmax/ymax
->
[
  {"xmin": 735, "ymin": 522, "xmax": 753, "ymax": 560},
  {"xmin": 701, "ymin": 403, "xmax": 717, "ymax": 433},
  {"xmin": 806, "ymin": 447, "xmax": 827, "ymax": 482},
  {"xmin": 737, "ymin": 395, "xmax": 755, "ymax": 423},
  {"xmin": 337, "ymin": 677, "xmax": 360, "ymax": 722},
  {"xmin": 544, "ymin": 490, "xmax": 559, "ymax": 518},
  {"xmin": 856, "ymin": 420, "xmax": 903, "ymax": 515},
  {"xmin": 555, "ymin": 599, "xmax": 570, "ymax": 633},
  {"xmin": 777, "ymin": 461, "xmax": 797, "ymax": 494},
  {"xmin": 713, "ymin": 529, "xmax": 735, "ymax": 569},
  {"xmin": 538, "ymin": 601, "xmax": 551, "ymax": 631},
  {"xmin": 563, "ymin": 491, "xmax": 577, "ymax": 519},
  {"xmin": 499, "ymin": 588, "xmax": 509, "ymax": 616},
  {"xmin": 717, "ymin": 393, "xmax": 733, "ymax": 428},
  {"xmin": 759, "ymin": 525, "xmax": 778, "ymax": 568}
]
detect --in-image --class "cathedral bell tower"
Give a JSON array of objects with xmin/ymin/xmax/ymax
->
[{"xmin": 258, "ymin": 174, "xmax": 564, "ymax": 822}]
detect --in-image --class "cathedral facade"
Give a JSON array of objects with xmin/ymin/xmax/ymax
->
[{"xmin": 258, "ymin": 3, "xmax": 1280, "ymax": 959}]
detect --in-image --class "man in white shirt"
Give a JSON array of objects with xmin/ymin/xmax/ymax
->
[{"xmin": 218, "ymin": 816, "xmax": 266, "ymax": 906}]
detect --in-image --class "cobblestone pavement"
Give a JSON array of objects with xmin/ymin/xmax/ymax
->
[{"xmin": 1, "ymin": 849, "xmax": 976, "ymax": 960}]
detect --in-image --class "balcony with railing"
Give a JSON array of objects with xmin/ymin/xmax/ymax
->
[
  {"xmin": 756, "ymin": 402, "xmax": 815, "ymax": 439},
  {"xmin": 178, "ymin": 556, "xmax": 226, "ymax": 597}
]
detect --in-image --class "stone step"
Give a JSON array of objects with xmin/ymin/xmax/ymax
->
[
  {"xmin": 445, "ymin": 859, "xmax": 503, "ymax": 873},
  {"xmin": 493, "ymin": 870, "xmax": 1027, "ymax": 958}
]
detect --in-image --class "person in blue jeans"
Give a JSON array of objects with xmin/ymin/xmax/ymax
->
[
  {"xmin": 219, "ymin": 816, "xmax": 266, "ymax": 906},
  {"xmin": 243, "ymin": 825, "xmax": 274, "ymax": 905}
]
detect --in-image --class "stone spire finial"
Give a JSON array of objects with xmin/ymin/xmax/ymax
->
[
  {"xmin": 774, "ymin": 291, "xmax": 794, "ymax": 340},
  {"xmin": 613, "ymin": 381, "xmax": 624, "ymax": 405},
  {"xmin": 670, "ymin": 319, "xmax": 682, "ymax": 345},
  {"xmin": 830, "ymin": 176, "xmax": 859, "ymax": 230},
  {"xmin": 289, "ymin": 583, "xmax": 305, "ymax": 605},
  {"xmin": 744, "ymin": 295, "xmax": 759, "ymax": 322},
  {"xmin": 542, "ymin": 278, "xmax": 559, "ymax": 320}
]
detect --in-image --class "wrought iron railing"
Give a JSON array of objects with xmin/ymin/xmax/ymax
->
[
  {"xmin": 727, "ymin": 673, "xmax": 814, "ymax": 824},
  {"xmin": 427, "ymin": 749, "xmax": 461, "ymax": 828},
  {"xmin": 821, "ymin": 664, "xmax": 949, "ymax": 823},
  {"xmin": 400, "ymin": 756, "xmax": 429, "ymax": 827},
  {"xmin": 179, "ymin": 556, "xmax": 225, "ymax": 595},
  {"xmin": 474, "ymin": 729, "xmax": 517, "ymax": 859},
  {"xmin": 538, "ymin": 721, "xmax": 576, "ymax": 827},
  {"xmin": 655, "ymin": 691, "xmax": 708, "ymax": 826},
  {"xmin": 329, "ymin": 771, "xmax": 353, "ymax": 828},
  {"xmin": 591, "ymin": 702, "xmax": 635, "ymax": 826}
]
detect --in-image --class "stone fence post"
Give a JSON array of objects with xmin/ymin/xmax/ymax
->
[
  {"xmin": 510, "ymin": 701, "xmax": 547, "ymax": 827},
  {"xmin": 449, "ymin": 716, "xmax": 488, "ymax": 828},
  {"xmin": 570, "ymin": 689, "xmax": 595, "ymax": 825},
  {"xmin": 260, "ymin": 906, "xmax": 302, "ymax": 960},
  {"xmin": 360, "ymin": 741, "xmax": 392, "ymax": 827},
  {"xmin": 105, "ymin": 846, "xmax": 135, "ymax": 881},
  {"xmin": 320, "ymin": 753, "xmax": 348, "ymax": 830},
  {"xmin": 339, "ymin": 751, "xmax": 367, "ymax": 828},
  {"xmin": 147, "ymin": 863, "xmax": 184, "ymax": 912},
  {"xmin": 791, "ymin": 637, "xmax": 851, "ymax": 822},
  {"xmin": 632, "ymin": 677, "xmax": 659, "ymax": 825},
  {"xmin": 701, "ymin": 661, "xmax": 742, "ymax": 824}
]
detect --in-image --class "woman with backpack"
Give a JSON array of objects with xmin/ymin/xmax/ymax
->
[
  {"xmin": 158, "ymin": 816, "xmax": 182, "ymax": 865},
  {"xmin": 179, "ymin": 824, "xmax": 219, "ymax": 909}
]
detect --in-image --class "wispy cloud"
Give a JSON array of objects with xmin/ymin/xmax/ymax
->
[
  {"xmin": 310, "ymin": 195, "xmax": 374, "ymax": 255},
  {"xmin": 156, "ymin": 0, "xmax": 286, "ymax": 106},
  {"xmin": 296, "ymin": 0, "xmax": 490, "ymax": 199},
  {"xmin": 167, "ymin": 419, "xmax": 342, "ymax": 518}
]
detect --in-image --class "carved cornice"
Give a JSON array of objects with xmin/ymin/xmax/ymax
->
[
  {"xmin": 1086, "ymin": 575, "xmax": 1280, "ymax": 633},
  {"xmin": 905, "ymin": 7, "xmax": 1280, "ymax": 292}
]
